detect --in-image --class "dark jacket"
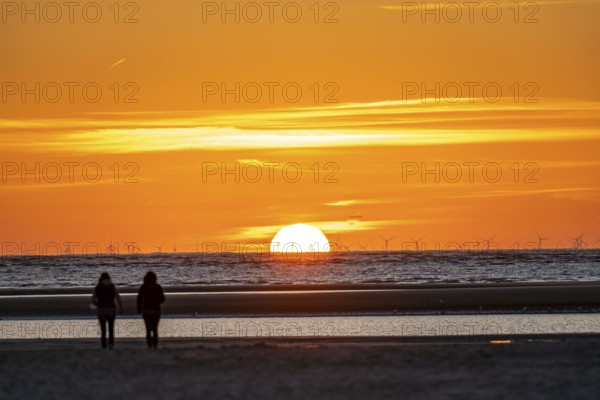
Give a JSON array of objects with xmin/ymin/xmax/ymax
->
[
  {"xmin": 137, "ymin": 283, "xmax": 165, "ymax": 313},
  {"xmin": 94, "ymin": 282, "xmax": 119, "ymax": 309}
]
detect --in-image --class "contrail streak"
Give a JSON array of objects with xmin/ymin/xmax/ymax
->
[{"xmin": 108, "ymin": 58, "xmax": 126, "ymax": 70}]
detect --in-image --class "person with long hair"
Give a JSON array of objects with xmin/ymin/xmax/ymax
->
[
  {"xmin": 137, "ymin": 271, "xmax": 165, "ymax": 349},
  {"xmin": 92, "ymin": 272, "xmax": 123, "ymax": 349}
]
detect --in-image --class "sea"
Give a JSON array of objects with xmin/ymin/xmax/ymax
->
[{"xmin": 1, "ymin": 249, "xmax": 599, "ymax": 289}]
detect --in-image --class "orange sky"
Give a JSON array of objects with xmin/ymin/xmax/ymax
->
[{"xmin": 1, "ymin": 0, "xmax": 599, "ymax": 253}]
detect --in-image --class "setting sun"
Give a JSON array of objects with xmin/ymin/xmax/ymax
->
[{"xmin": 270, "ymin": 224, "xmax": 330, "ymax": 253}]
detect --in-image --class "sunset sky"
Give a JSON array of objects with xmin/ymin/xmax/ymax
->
[{"xmin": 1, "ymin": 0, "xmax": 599, "ymax": 253}]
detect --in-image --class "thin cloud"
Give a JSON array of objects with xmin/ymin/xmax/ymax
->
[
  {"xmin": 326, "ymin": 200, "xmax": 358, "ymax": 207},
  {"xmin": 0, "ymin": 99, "xmax": 599, "ymax": 153},
  {"xmin": 223, "ymin": 219, "xmax": 442, "ymax": 241}
]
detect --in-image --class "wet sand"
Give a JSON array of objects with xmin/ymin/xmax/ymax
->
[
  {"xmin": 0, "ymin": 335, "xmax": 599, "ymax": 400},
  {"xmin": 1, "ymin": 282, "xmax": 600, "ymax": 316}
]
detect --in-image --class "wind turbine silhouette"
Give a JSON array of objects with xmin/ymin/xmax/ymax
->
[
  {"xmin": 106, "ymin": 235, "xmax": 117, "ymax": 254},
  {"xmin": 106, "ymin": 243, "xmax": 116, "ymax": 254},
  {"xmin": 568, "ymin": 233, "xmax": 586, "ymax": 249},
  {"xmin": 358, "ymin": 242, "xmax": 370, "ymax": 251},
  {"xmin": 124, "ymin": 241, "xmax": 141, "ymax": 254},
  {"xmin": 379, "ymin": 235, "xmax": 397, "ymax": 251},
  {"xmin": 472, "ymin": 238, "xmax": 483, "ymax": 250},
  {"xmin": 480, "ymin": 235, "xmax": 496, "ymax": 250},
  {"xmin": 153, "ymin": 241, "xmax": 167, "ymax": 253},
  {"xmin": 579, "ymin": 234, "xmax": 588, "ymax": 248},
  {"xmin": 409, "ymin": 236, "xmax": 425, "ymax": 251},
  {"xmin": 568, "ymin": 237, "xmax": 579, "ymax": 249},
  {"xmin": 536, "ymin": 232, "xmax": 550, "ymax": 249},
  {"xmin": 332, "ymin": 234, "xmax": 347, "ymax": 252},
  {"xmin": 64, "ymin": 241, "xmax": 72, "ymax": 255}
]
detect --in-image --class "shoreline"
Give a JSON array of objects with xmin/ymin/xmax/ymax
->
[
  {"xmin": 2, "ymin": 280, "xmax": 600, "ymax": 295},
  {"xmin": 1, "ymin": 282, "xmax": 599, "ymax": 317}
]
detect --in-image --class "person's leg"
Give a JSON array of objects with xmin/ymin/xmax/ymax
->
[
  {"xmin": 99, "ymin": 316, "xmax": 107, "ymax": 348},
  {"xmin": 152, "ymin": 316, "xmax": 160, "ymax": 348},
  {"xmin": 107, "ymin": 316, "xmax": 115, "ymax": 348},
  {"xmin": 143, "ymin": 315, "xmax": 152, "ymax": 348}
]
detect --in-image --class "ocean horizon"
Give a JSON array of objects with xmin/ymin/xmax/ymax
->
[{"xmin": 2, "ymin": 249, "xmax": 599, "ymax": 290}]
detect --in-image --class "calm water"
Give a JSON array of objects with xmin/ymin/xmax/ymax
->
[
  {"xmin": 2, "ymin": 314, "xmax": 600, "ymax": 340},
  {"xmin": 1, "ymin": 250, "xmax": 599, "ymax": 289}
]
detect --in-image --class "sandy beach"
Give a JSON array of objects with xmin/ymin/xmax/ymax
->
[
  {"xmin": 1, "ymin": 282, "xmax": 600, "ymax": 316},
  {"xmin": 2, "ymin": 283, "xmax": 599, "ymax": 399},
  {"xmin": 1, "ymin": 335, "xmax": 599, "ymax": 400}
]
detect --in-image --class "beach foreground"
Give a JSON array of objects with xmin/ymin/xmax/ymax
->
[{"xmin": 1, "ymin": 336, "xmax": 599, "ymax": 400}]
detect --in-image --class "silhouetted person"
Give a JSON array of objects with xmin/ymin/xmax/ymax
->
[
  {"xmin": 92, "ymin": 272, "xmax": 123, "ymax": 349},
  {"xmin": 137, "ymin": 271, "xmax": 165, "ymax": 349}
]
